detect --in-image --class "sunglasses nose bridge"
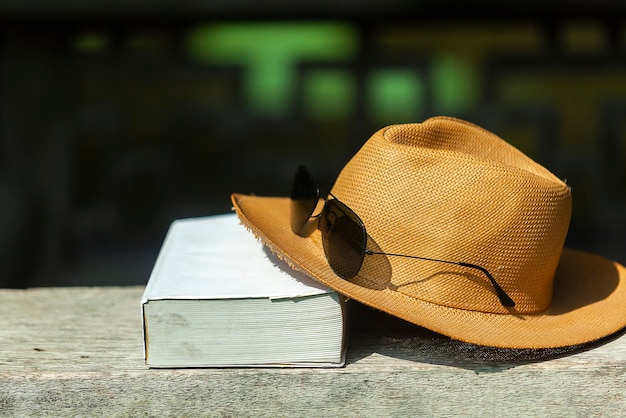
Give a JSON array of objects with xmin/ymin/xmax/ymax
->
[
  {"xmin": 312, "ymin": 197, "xmax": 327, "ymax": 219},
  {"xmin": 292, "ymin": 196, "xmax": 329, "ymax": 237},
  {"xmin": 319, "ymin": 202, "xmax": 338, "ymax": 232}
]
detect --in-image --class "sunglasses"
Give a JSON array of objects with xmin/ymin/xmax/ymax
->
[{"xmin": 290, "ymin": 165, "xmax": 515, "ymax": 308}]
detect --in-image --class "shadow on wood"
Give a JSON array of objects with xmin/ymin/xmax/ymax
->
[{"xmin": 346, "ymin": 302, "xmax": 626, "ymax": 371}]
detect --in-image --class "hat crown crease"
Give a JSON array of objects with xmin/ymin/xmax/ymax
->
[{"xmin": 331, "ymin": 117, "xmax": 572, "ymax": 315}]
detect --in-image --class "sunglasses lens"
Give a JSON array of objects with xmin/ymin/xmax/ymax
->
[
  {"xmin": 320, "ymin": 199, "xmax": 367, "ymax": 279},
  {"xmin": 290, "ymin": 166, "xmax": 319, "ymax": 235}
]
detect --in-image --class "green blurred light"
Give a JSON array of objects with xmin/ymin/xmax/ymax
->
[
  {"xmin": 432, "ymin": 55, "xmax": 478, "ymax": 114},
  {"xmin": 368, "ymin": 69, "xmax": 424, "ymax": 122},
  {"xmin": 73, "ymin": 32, "xmax": 109, "ymax": 53},
  {"xmin": 304, "ymin": 70, "xmax": 355, "ymax": 119},
  {"xmin": 186, "ymin": 22, "xmax": 357, "ymax": 117}
]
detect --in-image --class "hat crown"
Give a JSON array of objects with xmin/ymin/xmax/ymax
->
[{"xmin": 331, "ymin": 117, "xmax": 572, "ymax": 314}]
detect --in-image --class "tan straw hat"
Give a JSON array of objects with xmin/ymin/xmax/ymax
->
[{"xmin": 231, "ymin": 116, "xmax": 626, "ymax": 348}]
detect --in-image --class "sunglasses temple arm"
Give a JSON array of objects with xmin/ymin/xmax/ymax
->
[
  {"xmin": 457, "ymin": 262, "xmax": 515, "ymax": 308},
  {"xmin": 365, "ymin": 250, "xmax": 515, "ymax": 307}
]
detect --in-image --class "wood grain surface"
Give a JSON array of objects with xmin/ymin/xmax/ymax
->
[{"xmin": 1, "ymin": 286, "xmax": 625, "ymax": 416}]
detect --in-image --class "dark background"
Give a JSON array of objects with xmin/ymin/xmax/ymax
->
[{"xmin": 1, "ymin": 1, "xmax": 626, "ymax": 288}]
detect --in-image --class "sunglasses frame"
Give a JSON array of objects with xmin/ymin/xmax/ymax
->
[{"xmin": 290, "ymin": 165, "xmax": 515, "ymax": 308}]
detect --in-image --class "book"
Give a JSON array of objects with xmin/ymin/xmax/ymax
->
[{"xmin": 141, "ymin": 213, "xmax": 348, "ymax": 368}]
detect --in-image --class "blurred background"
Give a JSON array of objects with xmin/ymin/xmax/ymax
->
[{"xmin": 1, "ymin": 1, "xmax": 626, "ymax": 288}]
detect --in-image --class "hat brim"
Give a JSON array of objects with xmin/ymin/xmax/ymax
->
[{"xmin": 232, "ymin": 193, "xmax": 626, "ymax": 349}]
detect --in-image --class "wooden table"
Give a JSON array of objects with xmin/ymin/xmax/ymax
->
[{"xmin": 1, "ymin": 286, "xmax": 625, "ymax": 416}]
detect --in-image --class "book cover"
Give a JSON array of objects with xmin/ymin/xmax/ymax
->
[{"xmin": 141, "ymin": 213, "xmax": 347, "ymax": 368}]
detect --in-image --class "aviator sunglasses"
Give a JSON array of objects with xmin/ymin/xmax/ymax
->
[{"xmin": 290, "ymin": 165, "xmax": 515, "ymax": 308}]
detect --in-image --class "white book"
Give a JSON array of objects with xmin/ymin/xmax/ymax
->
[{"xmin": 141, "ymin": 213, "xmax": 347, "ymax": 368}]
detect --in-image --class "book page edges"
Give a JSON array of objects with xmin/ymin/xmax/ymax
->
[
  {"xmin": 141, "ymin": 214, "xmax": 347, "ymax": 367},
  {"xmin": 143, "ymin": 295, "xmax": 348, "ymax": 368}
]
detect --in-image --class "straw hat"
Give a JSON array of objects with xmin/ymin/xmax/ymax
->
[{"xmin": 231, "ymin": 116, "xmax": 626, "ymax": 348}]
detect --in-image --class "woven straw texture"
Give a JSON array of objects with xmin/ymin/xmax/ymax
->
[{"xmin": 231, "ymin": 117, "xmax": 626, "ymax": 348}]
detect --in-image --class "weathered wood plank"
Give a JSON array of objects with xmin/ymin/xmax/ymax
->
[{"xmin": 1, "ymin": 286, "xmax": 625, "ymax": 416}]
